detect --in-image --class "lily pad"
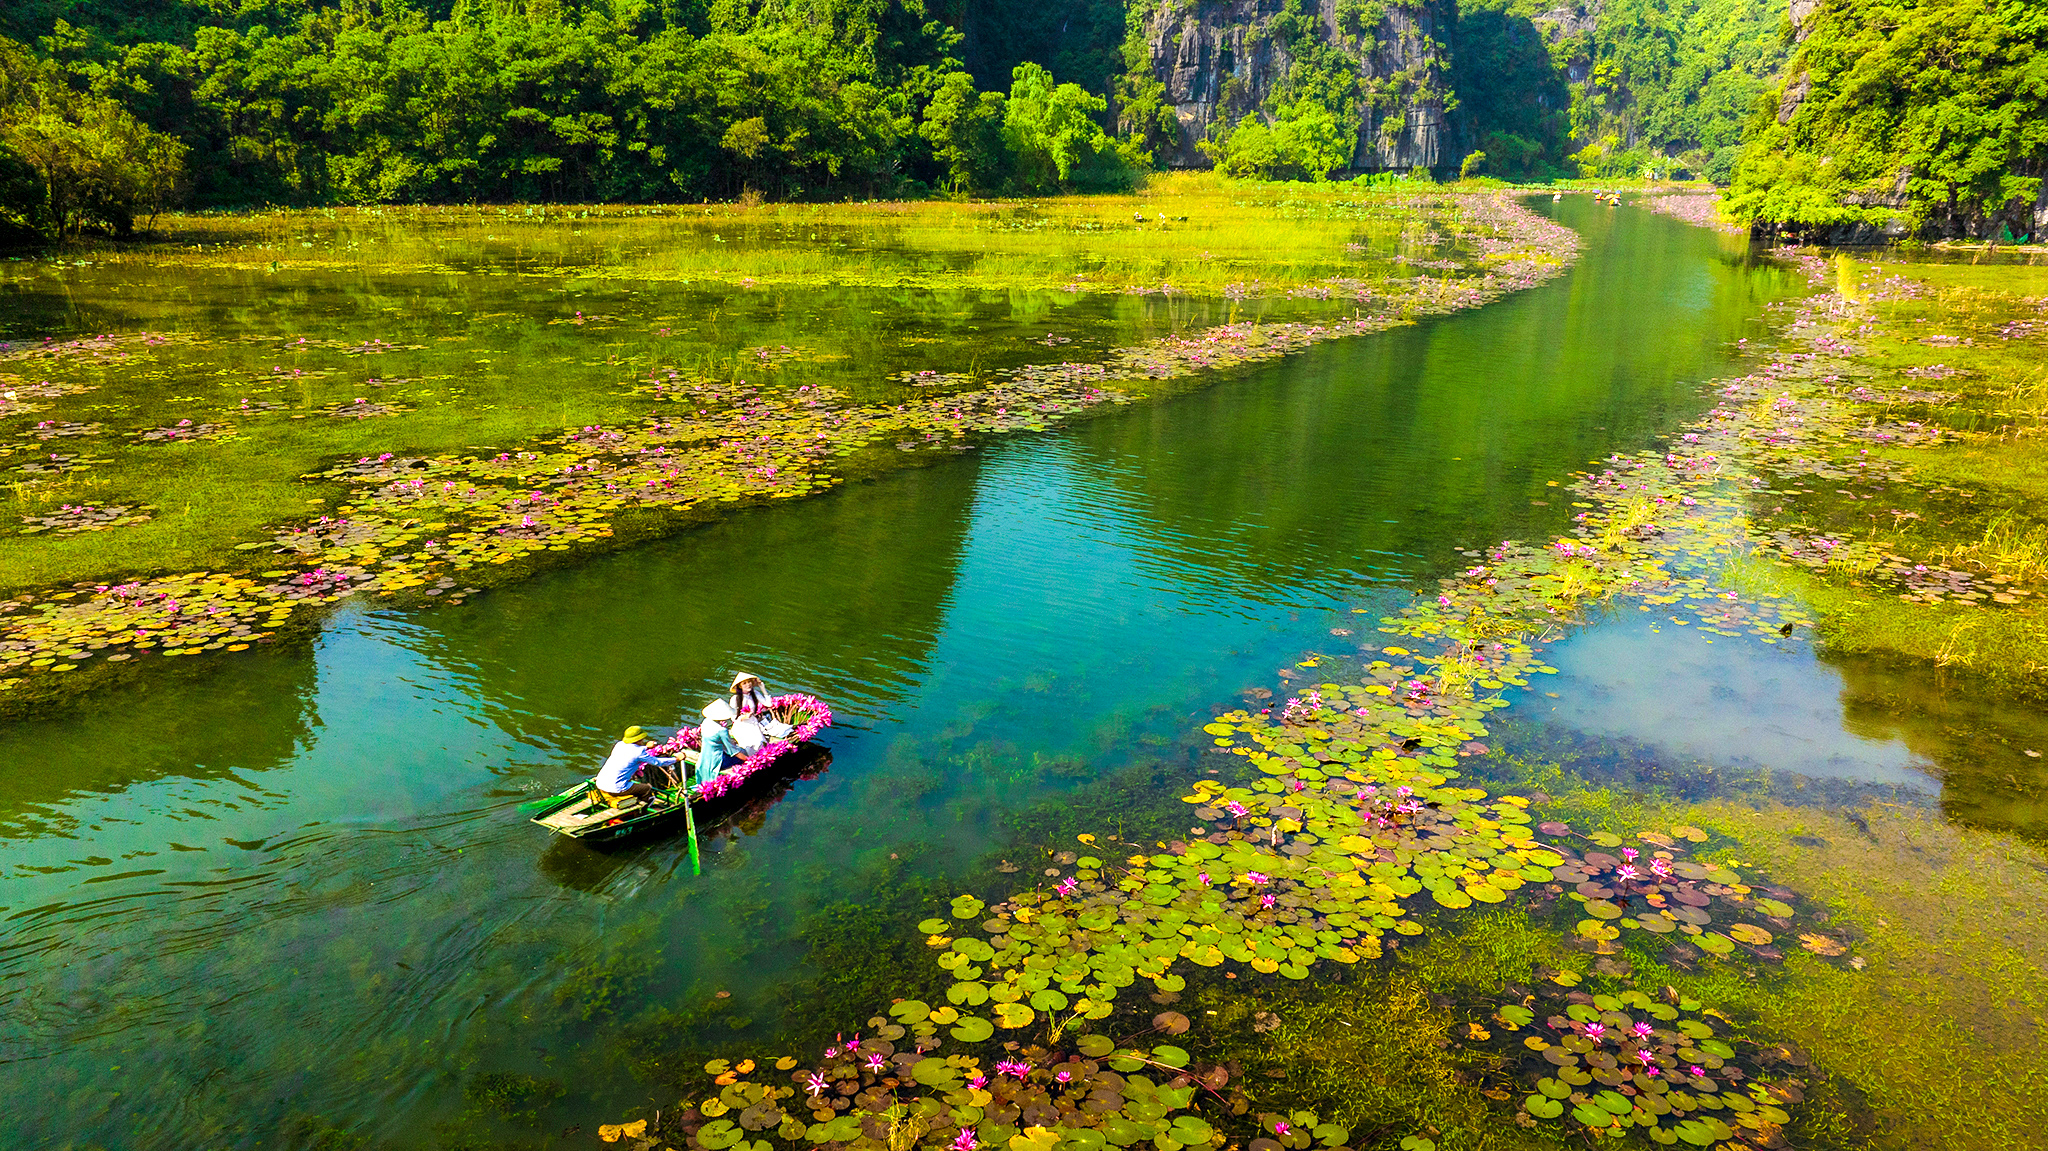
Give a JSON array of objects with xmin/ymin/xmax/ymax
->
[
  {"xmin": 949, "ymin": 1015, "xmax": 995, "ymax": 1042},
  {"xmin": 696, "ymin": 1120, "xmax": 746, "ymax": 1150},
  {"xmin": 1152, "ymin": 1011, "xmax": 1191, "ymax": 1035}
]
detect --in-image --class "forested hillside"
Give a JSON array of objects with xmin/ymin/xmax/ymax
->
[
  {"xmin": 1728, "ymin": 0, "xmax": 2046, "ymax": 240},
  {"xmin": 0, "ymin": 0, "xmax": 1145, "ymax": 234},
  {"xmin": 0, "ymin": 0, "xmax": 2041, "ymax": 241}
]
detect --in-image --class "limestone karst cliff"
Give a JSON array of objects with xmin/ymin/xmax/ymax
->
[{"xmin": 1129, "ymin": 0, "xmax": 1453, "ymax": 172}]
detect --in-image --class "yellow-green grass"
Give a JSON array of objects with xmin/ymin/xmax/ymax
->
[
  {"xmin": 1727, "ymin": 252, "xmax": 2048, "ymax": 686},
  {"xmin": 1724, "ymin": 555, "xmax": 2048, "ymax": 687},
  {"xmin": 1493, "ymin": 757, "xmax": 2048, "ymax": 1150},
  {"xmin": 101, "ymin": 173, "xmax": 1487, "ymax": 299}
]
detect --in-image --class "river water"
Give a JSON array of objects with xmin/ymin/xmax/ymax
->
[{"xmin": 1, "ymin": 200, "xmax": 2006, "ymax": 1148}]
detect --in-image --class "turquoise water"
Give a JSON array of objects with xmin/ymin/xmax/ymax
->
[{"xmin": 5, "ymin": 200, "xmax": 2005, "ymax": 1149}]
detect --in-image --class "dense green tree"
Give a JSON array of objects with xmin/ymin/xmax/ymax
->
[
  {"xmin": 1205, "ymin": 100, "xmax": 1353, "ymax": 182},
  {"xmin": 1728, "ymin": 0, "xmax": 2047, "ymax": 237},
  {"xmin": 1, "ymin": 33, "xmax": 185, "ymax": 236},
  {"xmin": 919, "ymin": 69, "xmax": 1008, "ymax": 192},
  {"xmin": 1002, "ymin": 60, "xmax": 1134, "ymax": 191}
]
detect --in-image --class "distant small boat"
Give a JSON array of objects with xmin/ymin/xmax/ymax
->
[{"xmin": 529, "ymin": 694, "xmax": 833, "ymax": 843}]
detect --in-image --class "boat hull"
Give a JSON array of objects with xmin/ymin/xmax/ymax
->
[{"xmin": 529, "ymin": 741, "xmax": 826, "ymax": 844}]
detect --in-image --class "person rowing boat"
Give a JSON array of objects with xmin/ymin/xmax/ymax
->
[{"xmin": 593, "ymin": 726, "xmax": 678, "ymax": 804}]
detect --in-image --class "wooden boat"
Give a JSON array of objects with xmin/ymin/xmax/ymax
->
[{"xmin": 529, "ymin": 693, "xmax": 833, "ymax": 844}]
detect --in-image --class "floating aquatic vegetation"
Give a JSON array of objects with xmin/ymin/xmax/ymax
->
[
  {"xmin": 0, "ymin": 331, "xmax": 178, "ymax": 368},
  {"xmin": 315, "ymin": 399, "xmax": 407, "ymax": 419},
  {"xmin": 14, "ymin": 451, "xmax": 104, "ymax": 477},
  {"xmin": 16, "ymin": 503, "xmax": 152, "ymax": 536},
  {"xmin": 1523, "ymin": 821, "xmax": 1849, "ymax": 963},
  {"xmin": 1458, "ymin": 981, "xmax": 1807, "ymax": 1145},
  {"xmin": 0, "ymin": 379, "xmax": 95, "ymax": 418},
  {"xmin": 27, "ymin": 420, "xmax": 102, "ymax": 440},
  {"xmin": 1640, "ymin": 193, "xmax": 1745, "ymax": 236},
  {"xmin": 648, "ymin": 1025, "xmax": 1239, "ymax": 1151},
  {"xmin": 134, "ymin": 420, "xmax": 233, "ymax": 443}
]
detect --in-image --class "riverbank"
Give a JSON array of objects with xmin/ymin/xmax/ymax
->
[
  {"xmin": 1708, "ymin": 248, "xmax": 2048, "ymax": 693},
  {"xmin": 0, "ymin": 183, "xmax": 1576, "ymax": 712}
]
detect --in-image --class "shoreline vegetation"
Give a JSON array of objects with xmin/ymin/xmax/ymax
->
[
  {"xmin": 1638, "ymin": 195, "xmax": 2048, "ymax": 690},
  {"xmin": 4, "ymin": 0, "xmax": 2041, "ymax": 250},
  {"xmin": 0, "ymin": 184, "xmax": 1578, "ymax": 711}
]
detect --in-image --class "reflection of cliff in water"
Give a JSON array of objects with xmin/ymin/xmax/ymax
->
[
  {"xmin": 0, "ymin": 636, "xmax": 319, "ymax": 838},
  {"xmin": 1064, "ymin": 199, "xmax": 1804, "ymax": 596},
  {"xmin": 396, "ymin": 455, "xmax": 983, "ymax": 759},
  {"xmin": 1826, "ymin": 649, "xmax": 2048, "ymax": 841}
]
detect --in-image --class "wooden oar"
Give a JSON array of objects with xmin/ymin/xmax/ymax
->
[
  {"xmin": 517, "ymin": 791, "xmax": 569, "ymax": 815},
  {"xmin": 680, "ymin": 764, "xmax": 702, "ymax": 876}
]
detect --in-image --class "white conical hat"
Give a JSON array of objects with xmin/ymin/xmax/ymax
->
[{"xmin": 702, "ymin": 698, "xmax": 737, "ymax": 723}]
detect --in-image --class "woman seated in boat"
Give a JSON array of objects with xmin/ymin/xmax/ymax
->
[
  {"xmin": 728, "ymin": 671, "xmax": 773, "ymax": 716},
  {"xmin": 595, "ymin": 727, "xmax": 676, "ymax": 804},
  {"xmin": 694, "ymin": 700, "xmax": 749, "ymax": 783},
  {"xmin": 724, "ymin": 671, "xmax": 794, "ymax": 746}
]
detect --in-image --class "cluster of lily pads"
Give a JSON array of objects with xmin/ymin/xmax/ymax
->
[
  {"xmin": 625, "ymin": 1012, "xmax": 1273, "ymax": 1151},
  {"xmin": 16, "ymin": 502, "xmax": 152, "ymax": 536},
  {"xmin": 0, "ymin": 197, "xmax": 1579, "ymax": 702},
  {"xmin": 1459, "ymin": 976, "xmax": 1806, "ymax": 1146},
  {"xmin": 1525, "ymin": 821, "xmax": 1856, "ymax": 962}
]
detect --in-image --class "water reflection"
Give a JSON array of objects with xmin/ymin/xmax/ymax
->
[{"xmin": 1538, "ymin": 617, "xmax": 1939, "ymax": 789}]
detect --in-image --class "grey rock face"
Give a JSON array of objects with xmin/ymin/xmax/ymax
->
[
  {"xmin": 1135, "ymin": 0, "xmax": 1451, "ymax": 172},
  {"xmin": 1788, "ymin": 0, "xmax": 1821, "ymax": 40}
]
